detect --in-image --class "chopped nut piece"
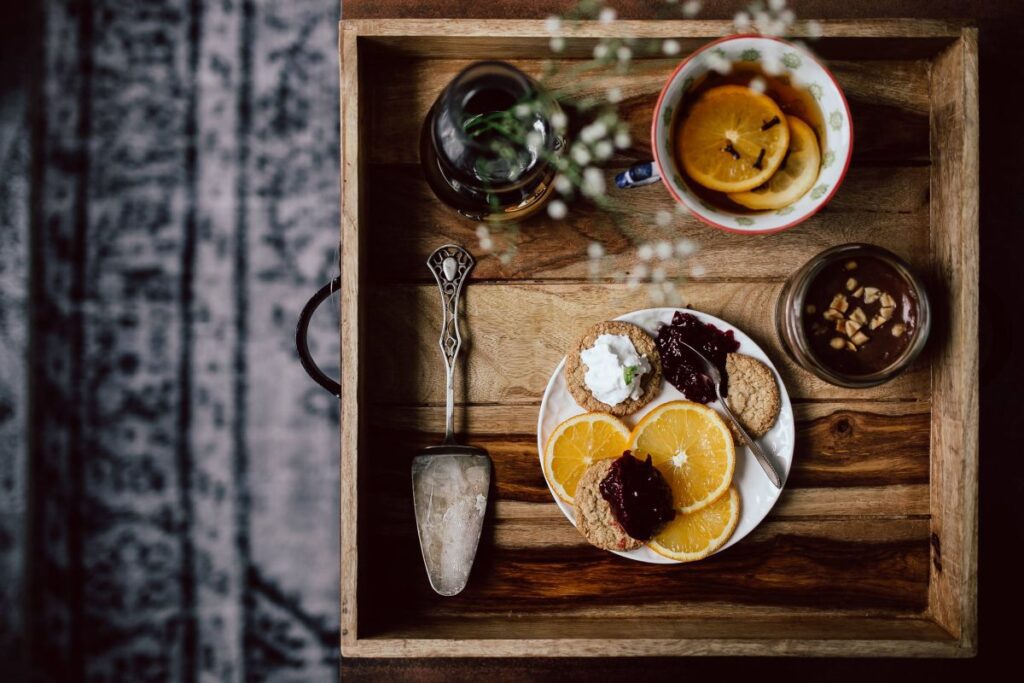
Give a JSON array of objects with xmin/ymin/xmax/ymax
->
[
  {"xmin": 805, "ymin": 304, "xmax": 817, "ymax": 314},
  {"xmin": 880, "ymin": 292, "xmax": 896, "ymax": 308},
  {"xmin": 835, "ymin": 319, "xmax": 847, "ymax": 333},
  {"xmin": 823, "ymin": 309, "xmax": 844, "ymax": 322},
  {"xmin": 845, "ymin": 341, "xmax": 858, "ymax": 351},
  {"xmin": 853, "ymin": 287, "xmax": 865, "ymax": 298},
  {"xmin": 845, "ymin": 260, "xmax": 858, "ymax": 270},
  {"xmin": 844, "ymin": 320, "xmax": 862, "ymax": 337},
  {"xmin": 891, "ymin": 323, "xmax": 906, "ymax": 337},
  {"xmin": 846, "ymin": 278, "xmax": 858, "ymax": 291},
  {"xmin": 850, "ymin": 307, "xmax": 868, "ymax": 324},
  {"xmin": 869, "ymin": 315, "xmax": 885, "ymax": 330},
  {"xmin": 830, "ymin": 293, "xmax": 849, "ymax": 313},
  {"xmin": 851, "ymin": 331, "xmax": 870, "ymax": 346},
  {"xmin": 863, "ymin": 287, "xmax": 881, "ymax": 304},
  {"xmin": 880, "ymin": 305, "xmax": 896, "ymax": 321},
  {"xmin": 829, "ymin": 337, "xmax": 845, "ymax": 350}
]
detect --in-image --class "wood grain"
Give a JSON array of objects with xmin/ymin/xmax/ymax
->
[
  {"xmin": 364, "ymin": 283, "xmax": 932, "ymax": 405},
  {"xmin": 927, "ymin": 29, "xmax": 980, "ymax": 653},
  {"xmin": 367, "ymin": 165, "xmax": 930, "ymax": 282}
]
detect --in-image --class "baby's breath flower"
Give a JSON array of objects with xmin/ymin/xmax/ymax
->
[
  {"xmin": 655, "ymin": 240, "xmax": 673, "ymax": 260},
  {"xmin": 553, "ymin": 174, "xmax": 572, "ymax": 194},
  {"xmin": 780, "ymin": 9, "xmax": 795, "ymax": 25},
  {"xmin": 599, "ymin": 7, "xmax": 617, "ymax": 23},
  {"xmin": 475, "ymin": 224, "xmax": 490, "ymax": 239},
  {"xmin": 593, "ymin": 43, "xmax": 610, "ymax": 60},
  {"xmin": 762, "ymin": 51, "xmax": 783, "ymax": 75},
  {"xmin": 587, "ymin": 241, "xmax": 605, "ymax": 259},
  {"xmin": 571, "ymin": 143, "xmax": 592, "ymax": 166},
  {"xmin": 545, "ymin": 15, "xmax": 561, "ymax": 34},
  {"xmin": 580, "ymin": 167, "xmax": 606, "ymax": 198},
  {"xmin": 547, "ymin": 199, "xmax": 567, "ymax": 219},
  {"xmin": 682, "ymin": 0, "xmax": 702, "ymax": 17},
  {"xmin": 550, "ymin": 36, "xmax": 565, "ymax": 52},
  {"xmin": 637, "ymin": 243, "xmax": 654, "ymax": 261},
  {"xmin": 580, "ymin": 121, "xmax": 608, "ymax": 143},
  {"xmin": 550, "ymin": 110, "xmax": 568, "ymax": 131},
  {"xmin": 606, "ymin": 86, "xmax": 623, "ymax": 103},
  {"xmin": 525, "ymin": 130, "xmax": 543, "ymax": 148},
  {"xmin": 479, "ymin": 236, "xmax": 494, "ymax": 251},
  {"xmin": 655, "ymin": 210, "xmax": 672, "ymax": 227},
  {"xmin": 651, "ymin": 266, "xmax": 667, "ymax": 283},
  {"xmin": 599, "ymin": 111, "xmax": 619, "ymax": 127},
  {"xmin": 768, "ymin": 0, "xmax": 786, "ymax": 11},
  {"xmin": 499, "ymin": 253, "xmax": 513, "ymax": 265},
  {"xmin": 614, "ymin": 129, "xmax": 631, "ymax": 149},
  {"xmin": 691, "ymin": 263, "xmax": 706, "ymax": 277},
  {"xmin": 675, "ymin": 238, "xmax": 696, "ymax": 256},
  {"xmin": 706, "ymin": 52, "xmax": 732, "ymax": 74},
  {"xmin": 648, "ymin": 284, "xmax": 666, "ymax": 305},
  {"xmin": 593, "ymin": 140, "xmax": 613, "ymax": 160},
  {"xmin": 806, "ymin": 20, "xmax": 824, "ymax": 38},
  {"xmin": 749, "ymin": 76, "xmax": 767, "ymax": 94},
  {"xmin": 616, "ymin": 45, "xmax": 632, "ymax": 63},
  {"xmin": 515, "ymin": 103, "xmax": 532, "ymax": 118},
  {"xmin": 734, "ymin": 11, "xmax": 751, "ymax": 31},
  {"xmin": 662, "ymin": 39, "xmax": 681, "ymax": 56}
]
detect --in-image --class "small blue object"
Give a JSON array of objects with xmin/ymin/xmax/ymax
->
[{"xmin": 615, "ymin": 161, "xmax": 661, "ymax": 189}]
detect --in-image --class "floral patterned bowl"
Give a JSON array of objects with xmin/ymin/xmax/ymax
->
[{"xmin": 616, "ymin": 35, "xmax": 853, "ymax": 235}]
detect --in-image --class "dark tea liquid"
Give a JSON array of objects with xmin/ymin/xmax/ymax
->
[{"xmin": 672, "ymin": 63, "xmax": 826, "ymax": 213}]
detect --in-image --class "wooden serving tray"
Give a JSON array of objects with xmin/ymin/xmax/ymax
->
[{"xmin": 339, "ymin": 19, "xmax": 978, "ymax": 657}]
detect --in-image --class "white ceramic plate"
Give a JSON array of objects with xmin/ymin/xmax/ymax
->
[{"xmin": 536, "ymin": 308, "xmax": 795, "ymax": 564}]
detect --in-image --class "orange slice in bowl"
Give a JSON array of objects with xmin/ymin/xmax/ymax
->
[
  {"xmin": 677, "ymin": 85, "xmax": 790, "ymax": 193},
  {"xmin": 629, "ymin": 400, "xmax": 735, "ymax": 513},
  {"xmin": 543, "ymin": 412, "xmax": 631, "ymax": 504},
  {"xmin": 728, "ymin": 116, "xmax": 821, "ymax": 210},
  {"xmin": 648, "ymin": 487, "xmax": 740, "ymax": 562}
]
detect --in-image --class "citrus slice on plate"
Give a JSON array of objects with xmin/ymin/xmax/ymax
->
[
  {"xmin": 629, "ymin": 400, "xmax": 735, "ymax": 513},
  {"xmin": 543, "ymin": 412, "xmax": 631, "ymax": 504},
  {"xmin": 648, "ymin": 487, "xmax": 740, "ymax": 562},
  {"xmin": 677, "ymin": 85, "xmax": 790, "ymax": 193},
  {"xmin": 728, "ymin": 116, "xmax": 821, "ymax": 210}
]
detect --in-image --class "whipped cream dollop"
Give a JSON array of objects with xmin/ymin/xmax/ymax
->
[{"xmin": 580, "ymin": 334, "xmax": 651, "ymax": 406}]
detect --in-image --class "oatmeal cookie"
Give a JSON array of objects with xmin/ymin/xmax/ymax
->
[
  {"xmin": 564, "ymin": 321, "xmax": 662, "ymax": 416},
  {"xmin": 724, "ymin": 353, "xmax": 781, "ymax": 439},
  {"xmin": 574, "ymin": 459, "xmax": 643, "ymax": 552}
]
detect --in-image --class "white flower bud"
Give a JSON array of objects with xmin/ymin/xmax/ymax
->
[
  {"xmin": 661, "ymin": 39, "xmax": 681, "ymax": 56},
  {"xmin": 656, "ymin": 210, "xmax": 672, "ymax": 227},
  {"xmin": 547, "ymin": 199, "xmax": 567, "ymax": 219},
  {"xmin": 616, "ymin": 45, "xmax": 632, "ymax": 63},
  {"xmin": 553, "ymin": 174, "xmax": 572, "ymax": 194},
  {"xmin": 550, "ymin": 36, "xmax": 565, "ymax": 53},
  {"xmin": 587, "ymin": 241, "xmax": 605, "ymax": 259},
  {"xmin": 571, "ymin": 143, "xmax": 592, "ymax": 166},
  {"xmin": 593, "ymin": 140, "xmax": 613, "ymax": 160},
  {"xmin": 614, "ymin": 130, "xmax": 631, "ymax": 149},
  {"xmin": 655, "ymin": 240, "xmax": 673, "ymax": 260},
  {"xmin": 550, "ymin": 111, "xmax": 568, "ymax": 131},
  {"xmin": 475, "ymin": 224, "xmax": 490, "ymax": 238},
  {"xmin": 599, "ymin": 7, "xmax": 616, "ymax": 23},
  {"xmin": 606, "ymin": 86, "xmax": 623, "ymax": 103},
  {"xmin": 581, "ymin": 167, "xmax": 606, "ymax": 198},
  {"xmin": 593, "ymin": 43, "xmax": 610, "ymax": 60},
  {"xmin": 545, "ymin": 15, "xmax": 561, "ymax": 34},
  {"xmin": 637, "ymin": 243, "xmax": 654, "ymax": 261},
  {"xmin": 682, "ymin": 0, "xmax": 701, "ymax": 18}
]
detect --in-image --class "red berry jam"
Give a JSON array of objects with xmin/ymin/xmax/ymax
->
[
  {"xmin": 599, "ymin": 452, "xmax": 675, "ymax": 541},
  {"xmin": 656, "ymin": 311, "xmax": 739, "ymax": 403}
]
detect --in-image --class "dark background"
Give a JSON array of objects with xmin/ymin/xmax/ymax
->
[{"xmin": 2, "ymin": 1, "xmax": 1022, "ymax": 681}]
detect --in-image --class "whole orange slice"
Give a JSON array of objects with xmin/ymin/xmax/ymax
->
[
  {"xmin": 543, "ymin": 412, "xmax": 631, "ymax": 504},
  {"xmin": 677, "ymin": 85, "xmax": 790, "ymax": 193}
]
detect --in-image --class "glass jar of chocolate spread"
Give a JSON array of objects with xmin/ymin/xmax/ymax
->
[{"xmin": 776, "ymin": 244, "xmax": 931, "ymax": 388}]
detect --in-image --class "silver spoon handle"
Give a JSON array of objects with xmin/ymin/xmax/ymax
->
[
  {"xmin": 427, "ymin": 245, "xmax": 475, "ymax": 444},
  {"xmin": 718, "ymin": 399, "xmax": 782, "ymax": 489}
]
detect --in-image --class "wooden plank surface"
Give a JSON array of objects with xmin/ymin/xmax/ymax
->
[
  {"xmin": 926, "ymin": 29, "xmax": 980, "ymax": 652},
  {"xmin": 339, "ymin": 19, "xmax": 976, "ymax": 656}
]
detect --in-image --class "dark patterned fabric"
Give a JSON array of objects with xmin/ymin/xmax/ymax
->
[{"xmin": 1, "ymin": 1, "xmax": 343, "ymax": 680}]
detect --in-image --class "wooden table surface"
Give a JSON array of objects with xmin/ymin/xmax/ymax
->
[{"xmin": 342, "ymin": 1, "xmax": 1022, "ymax": 677}]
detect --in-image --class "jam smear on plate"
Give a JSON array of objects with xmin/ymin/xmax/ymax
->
[
  {"xmin": 599, "ymin": 452, "xmax": 675, "ymax": 541},
  {"xmin": 656, "ymin": 311, "xmax": 740, "ymax": 403}
]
